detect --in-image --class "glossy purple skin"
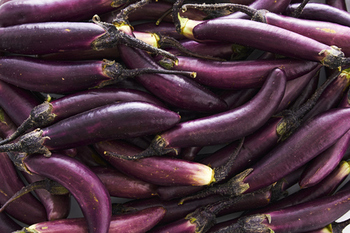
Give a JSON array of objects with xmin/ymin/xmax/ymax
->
[
  {"xmin": 149, "ymin": 218, "xmax": 197, "ymax": 233},
  {"xmin": 222, "ymin": 0, "xmax": 291, "ymax": 19},
  {"xmin": 250, "ymin": 160, "xmax": 350, "ymax": 215},
  {"xmin": 90, "ymin": 166, "xmax": 158, "ymax": 199},
  {"xmin": 22, "ymin": 171, "xmax": 71, "ymax": 221},
  {"xmin": 0, "ymin": 110, "xmax": 47, "ymax": 224},
  {"xmin": 285, "ymin": 3, "xmax": 350, "ymax": 25},
  {"xmin": 0, "ymin": 22, "xmax": 106, "ymax": 55},
  {"xmin": 0, "ymin": 212, "xmax": 21, "ymax": 232},
  {"xmin": 93, "ymin": 140, "xmax": 213, "ymax": 186},
  {"xmin": 274, "ymin": 65, "xmax": 321, "ymax": 113},
  {"xmin": 326, "ymin": 0, "xmax": 347, "ymax": 10},
  {"xmin": 0, "ymin": 80, "xmax": 40, "ymax": 126},
  {"xmin": 168, "ymin": 56, "xmax": 318, "ymax": 89},
  {"xmin": 23, "ymin": 153, "xmax": 112, "ymax": 233},
  {"xmin": 118, "ymin": 45, "xmax": 228, "ymax": 113},
  {"xmin": 0, "ymin": 56, "xmax": 113, "ymax": 93},
  {"xmin": 299, "ymin": 130, "xmax": 350, "ymax": 188},
  {"xmin": 50, "ymin": 87, "xmax": 167, "ymax": 123},
  {"xmin": 262, "ymin": 11, "xmax": 350, "ymax": 56},
  {"xmin": 191, "ymin": 18, "xmax": 334, "ymax": 65},
  {"xmin": 220, "ymin": 88, "xmax": 258, "ymax": 109},
  {"xmin": 42, "ymin": 101, "xmax": 180, "ymax": 150},
  {"xmin": 242, "ymin": 182, "xmax": 350, "ymax": 232},
  {"xmin": 242, "ymin": 107, "xmax": 350, "ymax": 194},
  {"xmin": 159, "ymin": 68, "xmax": 286, "ymax": 148},
  {"xmin": 0, "ymin": 0, "xmax": 120, "ymax": 27},
  {"xmin": 25, "ymin": 206, "xmax": 165, "ymax": 233},
  {"xmin": 302, "ymin": 69, "xmax": 350, "ymax": 121}
]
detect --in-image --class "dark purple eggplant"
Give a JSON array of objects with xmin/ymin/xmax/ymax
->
[
  {"xmin": 127, "ymin": 67, "xmax": 286, "ymax": 159},
  {"xmin": 0, "ymin": 212, "xmax": 22, "ymax": 233},
  {"xmin": 19, "ymin": 152, "xmax": 112, "ymax": 233},
  {"xmin": 15, "ymin": 206, "xmax": 165, "ymax": 233},
  {"xmin": 0, "ymin": 101, "xmax": 181, "ymax": 156}
]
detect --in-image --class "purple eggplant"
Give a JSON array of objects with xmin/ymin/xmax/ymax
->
[
  {"xmin": 15, "ymin": 206, "xmax": 165, "ymax": 233},
  {"xmin": 0, "ymin": 212, "xmax": 22, "ymax": 233},
  {"xmin": 0, "ymin": 87, "xmax": 167, "ymax": 145},
  {"xmin": 0, "ymin": 101, "xmax": 181, "ymax": 156},
  {"xmin": 229, "ymin": 181, "xmax": 350, "ymax": 232},
  {"xmin": 90, "ymin": 166, "xmax": 158, "ymax": 199},
  {"xmin": 0, "ymin": 56, "xmax": 195, "ymax": 94},
  {"xmin": 93, "ymin": 140, "xmax": 215, "ymax": 186},
  {"xmin": 178, "ymin": 14, "xmax": 347, "ymax": 69},
  {"xmin": 0, "ymin": 0, "xmax": 126, "ymax": 27},
  {"xmin": 19, "ymin": 152, "xmax": 112, "ymax": 233},
  {"xmin": 127, "ymin": 67, "xmax": 286, "ymax": 159},
  {"xmin": 159, "ymin": 55, "xmax": 319, "ymax": 89}
]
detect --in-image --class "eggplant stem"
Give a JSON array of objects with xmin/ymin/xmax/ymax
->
[
  {"xmin": 112, "ymin": 0, "xmax": 151, "ymax": 25},
  {"xmin": 213, "ymin": 138, "xmax": 245, "ymax": 183},
  {"xmin": 0, "ymin": 179, "xmax": 68, "ymax": 213},
  {"xmin": 156, "ymin": 7, "xmax": 173, "ymax": 25},
  {"xmin": 179, "ymin": 168, "xmax": 253, "ymax": 205},
  {"xmin": 332, "ymin": 218, "xmax": 350, "ymax": 232},
  {"xmin": 181, "ymin": 3, "xmax": 256, "ymax": 18},
  {"xmin": 291, "ymin": 0, "xmax": 311, "ymax": 18},
  {"xmin": 172, "ymin": 0, "xmax": 185, "ymax": 34}
]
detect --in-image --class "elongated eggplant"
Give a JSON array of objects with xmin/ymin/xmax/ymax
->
[
  {"xmin": 0, "ymin": 101, "xmax": 181, "ymax": 156},
  {"xmin": 178, "ymin": 15, "xmax": 347, "ymax": 69},
  {"xmin": 0, "ymin": 0, "xmax": 126, "ymax": 27},
  {"xmin": 20, "ymin": 152, "xmax": 112, "ymax": 233},
  {"xmin": 128, "ymin": 67, "xmax": 286, "ymax": 159},
  {"xmin": 15, "ymin": 206, "xmax": 165, "ymax": 233},
  {"xmin": 159, "ymin": 56, "xmax": 319, "ymax": 89},
  {"xmin": 93, "ymin": 140, "xmax": 215, "ymax": 186}
]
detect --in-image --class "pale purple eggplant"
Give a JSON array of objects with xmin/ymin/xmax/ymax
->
[
  {"xmin": 15, "ymin": 206, "xmax": 165, "ymax": 233},
  {"xmin": 133, "ymin": 22, "xmax": 187, "ymax": 41},
  {"xmin": 20, "ymin": 152, "xmax": 112, "ymax": 233},
  {"xmin": 230, "ymin": 180, "xmax": 350, "ymax": 232},
  {"xmin": 0, "ymin": 87, "xmax": 167, "ymax": 145},
  {"xmin": 0, "ymin": 56, "xmax": 195, "ymax": 94},
  {"xmin": 93, "ymin": 140, "xmax": 215, "ymax": 186},
  {"xmin": 0, "ymin": 0, "xmax": 126, "ymax": 27},
  {"xmin": 127, "ymin": 67, "xmax": 286, "ymax": 159},
  {"xmin": 285, "ymin": 3, "xmax": 350, "ymax": 26},
  {"xmin": 0, "ymin": 101, "xmax": 181, "ymax": 156},
  {"xmin": 179, "ymin": 15, "xmax": 347, "ymax": 69},
  {"xmin": 160, "ymin": 55, "xmax": 319, "ymax": 89},
  {"xmin": 90, "ymin": 166, "xmax": 158, "ymax": 199}
]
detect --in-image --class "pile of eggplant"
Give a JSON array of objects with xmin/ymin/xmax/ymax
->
[{"xmin": 1, "ymin": 0, "xmax": 350, "ymax": 232}]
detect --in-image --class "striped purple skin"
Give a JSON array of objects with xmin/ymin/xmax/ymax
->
[
  {"xmin": 188, "ymin": 18, "xmax": 343, "ymax": 68},
  {"xmin": 240, "ymin": 107, "xmax": 350, "ymax": 195},
  {"xmin": 0, "ymin": 22, "xmax": 106, "ymax": 55},
  {"xmin": 20, "ymin": 206, "xmax": 166, "ymax": 233},
  {"xmin": 90, "ymin": 166, "xmax": 158, "ymax": 199},
  {"xmin": 260, "ymin": 11, "xmax": 350, "ymax": 56},
  {"xmin": 0, "ymin": 0, "xmax": 123, "ymax": 27},
  {"xmin": 40, "ymin": 101, "xmax": 180, "ymax": 151},
  {"xmin": 166, "ymin": 56, "xmax": 319, "ymax": 89},
  {"xmin": 93, "ymin": 140, "xmax": 214, "ymax": 186},
  {"xmin": 23, "ymin": 153, "xmax": 112, "ymax": 233},
  {"xmin": 158, "ymin": 68, "xmax": 286, "ymax": 149},
  {"xmin": 285, "ymin": 3, "xmax": 350, "ymax": 26}
]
